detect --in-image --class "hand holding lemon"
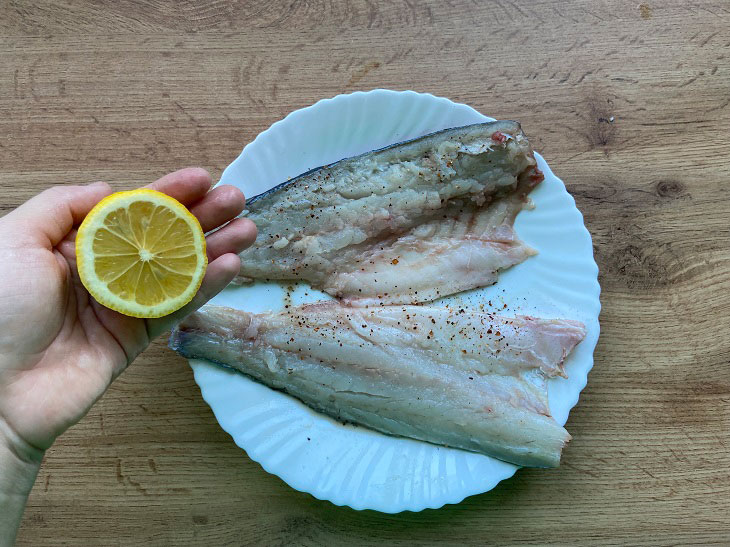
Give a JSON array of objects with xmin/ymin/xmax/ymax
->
[{"xmin": 0, "ymin": 168, "xmax": 256, "ymax": 473}]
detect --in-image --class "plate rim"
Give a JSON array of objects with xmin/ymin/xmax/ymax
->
[{"xmin": 194, "ymin": 89, "xmax": 601, "ymax": 512}]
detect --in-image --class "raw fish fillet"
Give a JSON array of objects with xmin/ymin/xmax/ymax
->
[
  {"xmin": 236, "ymin": 121, "xmax": 544, "ymax": 305},
  {"xmin": 170, "ymin": 303, "xmax": 586, "ymax": 467}
]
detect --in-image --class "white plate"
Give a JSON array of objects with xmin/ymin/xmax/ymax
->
[{"xmin": 190, "ymin": 90, "xmax": 601, "ymax": 512}]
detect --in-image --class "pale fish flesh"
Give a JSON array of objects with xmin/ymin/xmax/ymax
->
[
  {"xmin": 236, "ymin": 121, "xmax": 544, "ymax": 306},
  {"xmin": 169, "ymin": 303, "xmax": 585, "ymax": 467}
]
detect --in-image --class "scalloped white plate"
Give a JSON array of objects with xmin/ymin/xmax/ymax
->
[{"xmin": 190, "ymin": 90, "xmax": 600, "ymax": 512}]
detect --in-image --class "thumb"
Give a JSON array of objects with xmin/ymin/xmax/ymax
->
[{"xmin": 2, "ymin": 182, "xmax": 112, "ymax": 248}]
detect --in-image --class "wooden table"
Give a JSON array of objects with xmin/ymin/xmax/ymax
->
[{"xmin": 3, "ymin": 1, "xmax": 729, "ymax": 544}]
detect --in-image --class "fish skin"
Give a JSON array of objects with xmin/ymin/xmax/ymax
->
[
  {"xmin": 236, "ymin": 121, "xmax": 543, "ymax": 305},
  {"xmin": 169, "ymin": 303, "xmax": 586, "ymax": 467}
]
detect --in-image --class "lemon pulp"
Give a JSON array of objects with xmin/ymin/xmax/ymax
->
[{"xmin": 76, "ymin": 189, "xmax": 207, "ymax": 318}]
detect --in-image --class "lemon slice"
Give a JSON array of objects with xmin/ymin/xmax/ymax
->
[{"xmin": 76, "ymin": 189, "xmax": 207, "ymax": 318}]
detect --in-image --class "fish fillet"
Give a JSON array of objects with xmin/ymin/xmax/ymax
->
[
  {"xmin": 236, "ymin": 121, "xmax": 544, "ymax": 305},
  {"xmin": 170, "ymin": 303, "xmax": 586, "ymax": 467}
]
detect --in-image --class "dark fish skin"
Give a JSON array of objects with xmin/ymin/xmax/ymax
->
[
  {"xmin": 236, "ymin": 121, "xmax": 543, "ymax": 305},
  {"xmin": 245, "ymin": 121, "xmax": 526, "ymax": 206}
]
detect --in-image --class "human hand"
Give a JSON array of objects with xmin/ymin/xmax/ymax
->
[{"xmin": 0, "ymin": 168, "xmax": 256, "ymax": 462}]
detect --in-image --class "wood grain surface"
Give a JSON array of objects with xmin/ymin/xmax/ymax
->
[{"xmin": 2, "ymin": 0, "xmax": 729, "ymax": 544}]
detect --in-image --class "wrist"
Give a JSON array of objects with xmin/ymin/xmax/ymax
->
[
  {"xmin": 0, "ymin": 419, "xmax": 43, "ymax": 497},
  {"xmin": 0, "ymin": 419, "xmax": 42, "ymax": 544}
]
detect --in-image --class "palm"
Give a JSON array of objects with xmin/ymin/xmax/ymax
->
[
  {"xmin": 0, "ymin": 169, "xmax": 256, "ymax": 455},
  {"xmin": 0, "ymin": 243, "xmax": 131, "ymax": 449}
]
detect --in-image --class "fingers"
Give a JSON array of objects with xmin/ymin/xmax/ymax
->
[
  {"xmin": 188, "ymin": 185, "xmax": 246, "ymax": 233},
  {"xmin": 2, "ymin": 168, "xmax": 217, "ymax": 250},
  {"xmin": 2, "ymin": 182, "xmax": 112, "ymax": 248},
  {"xmin": 58, "ymin": 202, "xmax": 256, "ymax": 266},
  {"xmin": 146, "ymin": 167, "xmax": 212, "ymax": 206},
  {"xmin": 57, "ymin": 229, "xmax": 77, "ymax": 263},
  {"xmin": 147, "ymin": 173, "xmax": 251, "ymax": 249},
  {"xmin": 146, "ymin": 253, "xmax": 241, "ymax": 339},
  {"xmin": 146, "ymin": 214, "xmax": 255, "ymax": 338},
  {"xmin": 205, "ymin": 218, "xmax": 257, "ymax": 260}
]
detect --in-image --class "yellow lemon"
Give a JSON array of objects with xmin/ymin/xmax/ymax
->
[{"xmin": 76, "ymin": 189, "xmax": 207, "ymax": 318}]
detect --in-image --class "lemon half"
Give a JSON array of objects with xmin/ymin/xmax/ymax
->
[{"xmin": 76, "ymin": 189, "xmax": 207, "ymax": 318}]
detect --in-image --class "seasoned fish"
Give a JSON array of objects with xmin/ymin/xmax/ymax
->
[
  {"xmin": 237, "ymin": 121, "xmax": 544, "ymax": 305},
  {"xmin": 170, "ymin": 303, "xmax": 585, "ymax": 467}
]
